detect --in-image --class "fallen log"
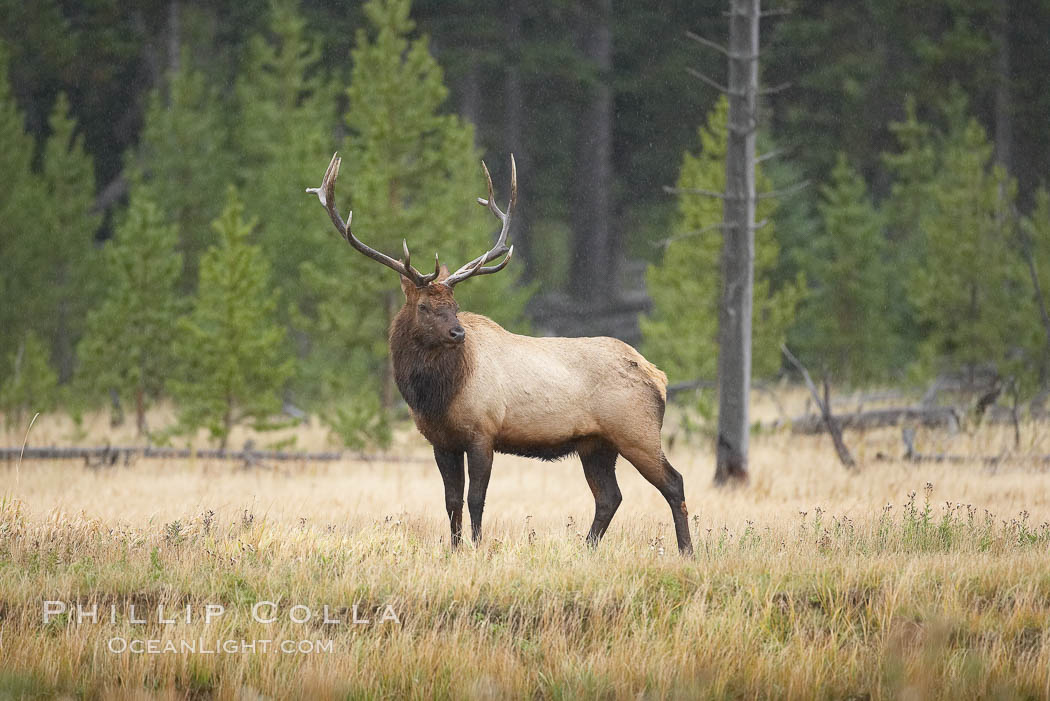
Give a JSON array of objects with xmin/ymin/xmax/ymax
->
[
  {"xmin": 790, "ymin": 406, "xmax": 961, "ymax": 435},
  {"xmin": 0, "ymin": 445, "xmax": 429, "ymax": 466},
  {"xmin": 873, "ymin": 428, "xmax": 1050, "ymax": 467},
  {"xmin": 873, "ymin": 451, "xmax": 1050, "ymax": 467}
]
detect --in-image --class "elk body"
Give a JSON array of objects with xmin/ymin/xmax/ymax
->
[{"xmin": 308, "ymin": 154, "xmax": 693, "ymax": 554}]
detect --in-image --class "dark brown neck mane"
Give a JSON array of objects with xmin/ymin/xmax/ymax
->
[{"xmin": 389, "ymin": 313, "xmax": 470, "ymax": 419}]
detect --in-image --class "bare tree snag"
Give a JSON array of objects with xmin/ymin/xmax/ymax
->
[
  {"xmin": 504, "ymin": 0, "xmax": 532, "ymax": 278},
  {"xmin": 569, "ymin": 0, "xmax": 616, "ymax": 305},
  {"xmin": 782, "ymin": 345, "xmax": 856, "ymax": 470},
  {"xmin": 167, "ymin": 0, "xmax": 180, "ymax": 76},
  {"xmin": 994, "ymin": 0, "xmax": 1013, "ymax": 171},
  {"xmin": 714, "ymin": 0, "xmax": 760, "ymax": 485}
]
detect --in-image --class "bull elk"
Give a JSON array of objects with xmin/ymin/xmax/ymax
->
[{"xmin": 307, "ymin": 153, "xmax": 693, "ymax": 555}]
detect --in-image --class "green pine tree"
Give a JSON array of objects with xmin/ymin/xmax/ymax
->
[
  {"xmin": 234, "ymin": 0, "xmax": 338, "ymax": 317},
  {"xmin": 37, "ymin": 93, "xmax": 102, "ymax": 382},
  {"xmin": 301, "ymin": 0, "xmax": 529, "ymax": 445},
  {"xmin": 895, "ymin": 89, "xmax": 1031, "ymax": 377},
  {"xmin": 170, "ymin": 187, "xmax": 295, "ymax": 449},
  {"xmin": 0, "ymin": 45, "xmax": 42, "ymax": 368},
  {"xmin": 136, "ymin": 52, "xmax": 236, "ymax": 291},
  {"xmin": 1, "ymin": 331, "xmax": 58, "ymax": 429},
  {"xmin": 876, "ymin": 95, "xmax": 940, "ymax": 363},
  {"xmin": 641, "ymin": 97, "xmax": 804, "ymax": 384},
  {"xmin": 77, "ymin": 186, "xmax": 185, "ymax": 435},
  {"xmin": 794, "ymin": 153, "xmax": 897, "ymax": 384}
]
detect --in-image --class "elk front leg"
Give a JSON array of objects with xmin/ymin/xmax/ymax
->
[
  {"xmin": 433, "ymin": 447, "xmax": 465, "ymax": 548},
  {"xmin": 466, "ymin": 443, "xmax": 494, "ymax": 545},
  {"xmin": 581, "ymin": 444, "xmax": 621, "ymax": 546}
]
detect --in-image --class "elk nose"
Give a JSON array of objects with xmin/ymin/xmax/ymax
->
[{"xmin": 449, "ymin": 326, "xmax": 465, "ymax": 343}]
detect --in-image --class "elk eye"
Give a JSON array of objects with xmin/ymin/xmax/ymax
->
[{"xmin": 418, "ymin": 304, "xmax": 427, "ymax": 313}]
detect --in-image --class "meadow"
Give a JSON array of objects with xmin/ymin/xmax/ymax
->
[{"xmin": 1, "ymin": 393, "xmax": 1049, "ymax": 700}]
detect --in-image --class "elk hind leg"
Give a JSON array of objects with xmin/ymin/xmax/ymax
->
[
  {"xmin": 619, "ymin": 445, "xmax": 693, "ymax": 555},
  {"xmin": 580, "ymin": 442, "xmax": 621, "ymax": 546}
]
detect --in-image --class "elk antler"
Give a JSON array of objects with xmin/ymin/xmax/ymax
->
[
  {"xmin": 442, "ymin": 155, "xmax": 517, "ymax": 287},
  {"xmin": 306, "ymin": 153, "xmax": 440, "ymax": 287}
]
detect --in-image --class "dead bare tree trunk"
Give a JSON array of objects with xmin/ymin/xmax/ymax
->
[
  {"xmin": 109, "ymin": 389, "xmax": 125, "ymax": 428},
  {"xmin": 135, "ymin": 385, "xmax": 148, "ymax": 436},
  {"xmin": 994, "ymin": 0, "xmax": 1012, "ymax": 172},
  {"xmin": 167, "ymin": 0, "xmax": 180, "ymax": 75},
  {"xmin": 458, "ymin": 59, "xmax": 481, "ymax": 136},
  {"xmin": 714, "ymin": 0, "xmax": 760, "ymax": 485},
  {"xmin": 504, "ymin": 0, "xmax": 532, "ymax": 278},
  {"xmin": 1009, "ymin": 380, "xmax": 1021, "ymax": 449},
  {"xmin": 569, "ymin": 0, "xmax": 616, "ymax": 305}
]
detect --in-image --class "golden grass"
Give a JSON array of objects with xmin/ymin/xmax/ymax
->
[{"xmin": 2, "ymin": 400, "xmax": 1050, "ymax": 699}]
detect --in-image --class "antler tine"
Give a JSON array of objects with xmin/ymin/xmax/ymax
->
[
  {"xmin": 458, "ymin": 244, "xmax": 514, "ymax": 282},
  {"xmin": 470, "ymin": 245, "xmax": 514, "ymax": 277},
  {"xmin": 402, "ymin": 239, "xmax": 442, "ymax": 284},
  {"xmin": 477, "ymin": 161, "xmax": 502, "ymax": 217},
  {"xmin": 507, "ymin": 153, "xmax": 518, "ymax": 216},
  {"xmin": 476, "ymin": 156, "xmax": 518, "ymax": 219},
  {"xmin": 443, "ymin": 155, "xmax": 518, "ymax": 287},
  {"xmin": 416, "ymin": 250, "xmax": 443, "ymax": 283},
  {"xmin": 307, "ymin": 152, "xmax": 430, "ymax": 287},
  {"xmin": 305, "ymin": 153, "xmax": 342, "ymax": 227}
]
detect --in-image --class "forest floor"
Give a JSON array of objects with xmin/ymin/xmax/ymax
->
[{"xmin": 1, "ymin": 395, "xmax": 1049, "ymax": 699}]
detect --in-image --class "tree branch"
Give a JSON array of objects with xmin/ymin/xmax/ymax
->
[
  {"xmin": 724, "ymin": 7, "xmax": 790, "ymax": 17},
  {"xmin": 759, "ymin": 81, "xmax": 792, "ymax": 95},
  {"xmin": 756, "ymin": 148, "xmax": 786, "ymax": 163},
  {"xmin": 663, "ymin": 185, "xmax": 727, "ymax": 199},
  {"xmin": 651, "ymin": 221, "xmax": 728, "ymax": 248},
  {"xmin": 685, "ymin": 31, "xmax": 729, "ymax": 56},
  {"xmin": 686, "ymin": 67, "xmax": 742, "ymax": 96},
  {"xmin": 782, "ymin": 345, "xmax": 856, "ymax": 469},
  {"xmin": 685, "ymin": 31, "xmax": 759, "ymax": 61},
  {"xmin": 757, "ymin": 179, "xmax": 811, "ymax": 200},
  {"xmin": 652, "ymin": 219, "xmax": 767, "ymax": 248}
]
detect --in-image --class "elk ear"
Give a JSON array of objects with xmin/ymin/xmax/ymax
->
[{"xmin": 435, "ymin": 264, "xmax": 451, "ymax": 283}]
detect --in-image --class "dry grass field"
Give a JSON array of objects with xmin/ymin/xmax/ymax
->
[{"xmin": 2, "ymin": 392, "xmax": 1050, "ymax": 699}]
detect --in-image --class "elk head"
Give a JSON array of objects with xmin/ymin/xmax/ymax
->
[
  {"xmin": 400, "ymin": 270, "xmax": 464, "ymax": 348},
  {"xmin": 306, "ymin": 153, "xmax": 516, "ymax": 347}
]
